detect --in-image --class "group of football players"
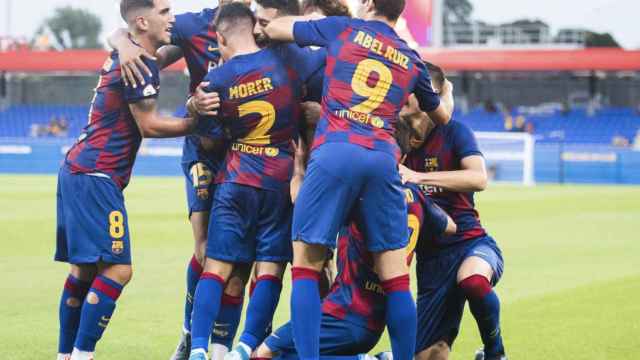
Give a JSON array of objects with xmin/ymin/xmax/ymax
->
[{"xmin": 53, "ymin": 1, "xmax": 507, "ymax": 360}]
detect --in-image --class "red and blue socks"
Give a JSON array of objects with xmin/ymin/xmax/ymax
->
[
  {"xmin": 58, "ymin": 274, "xmax": 91, "ymax": 354},
  {"xmin": 239, "ymin": 275, "xmax": 282, "ymax": 349},
  {"xmin": 291, "ymin": 267, "xmax": 322, "ymax": 360},
  {"xmin": 184, "ymin": 255, "xmax": 203, "ymax": 333},
  {"xmin": 382, "ymin": 274, "xmax": 416, "ymax": 360},
  {"xmin": 211, "ymin": 293, "xmax": 244, "ymax": 349},
  {"xmin": 191, "ymin": 272, "xmax": 225, "ymax": 353},
  {"xmin": 459, "ymin": 274, "xmax": 504, "ymax": 357},
  {"xmin": 74, "ymin": 275, "xmax": 123, "ymax": 352}
]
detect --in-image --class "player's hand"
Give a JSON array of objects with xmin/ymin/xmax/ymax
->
[
  {"xmin": 399, "ymin": 164, "xmax": 422, "ymax": 184},
  {"xmin": 441, "ymin": 79, "xmax": 453, "ymax": 95},
  {"xmin": 191, "ymin": 82, "xmax": 220, "ymax": 116},
  {"xmin": 301, "ymin": 101, "xmax": 322, "ymax": 125},
  {"xmin": 118, "ymin": 40, "xmax": 156, "ymax": 88}
]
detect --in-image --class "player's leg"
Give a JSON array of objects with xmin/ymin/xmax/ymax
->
[
  {"xmin": 191, "ymin": 183, "xmax": 258, "ymax": 359},
  {"xmin": 230, "ymin": 262, "xmax": 285, "ymax": 359},
  {"xmin": 55, "ymin": 168, "xmax": 132, "ymax": 359},
  {"xmin": 211, "ymin": 263, "xmax": 252, "ymax": 359},
  {"xmin": 360, "ymin": 151, "xmax": 413, "ymax": 360},
  {"xmin": 72, "ymin": 263, "xmax": 132, "ymax": 360},
  {"xmin": 230, "ymin": 187, "xmax": 293, "ymax": 359},
  {"xmin": 372, "ymin": 249, "xmax": 415, "ymax": 360},
  {"xmin": 57, "ymin": 264, "xmax": 96, "ymax": 360},
  {"xmin": 190, "ymin": 258, "xmax": 235, "ymax": 358},
  {"xmin": 291, "ymin": 144, "xmax": 361, "ymax": 360},
  {"xmin": 457, "ymin": 237, "xmax": 505, "ymax": 359},
  {"xmin": 415, "ymin": 341, "xmax": 450, "ymax": 360},
  {"xmin": 55, "ymin": 172, "xmax": 97, "ymax": 359}
]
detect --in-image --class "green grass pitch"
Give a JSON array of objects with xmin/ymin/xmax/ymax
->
[{"xmin": 1, "ymin": 175, "xmax": 640, "ymax": 359}]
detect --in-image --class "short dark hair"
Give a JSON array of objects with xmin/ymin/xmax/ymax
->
[
  {"xmin": 215, "ymin": 2, "xmax": 257, "ymax": 32},
  {"xmin": 120, "ymin": 0, "xmax": 155, "ymax": 22},
  {"xmin": 301, "ymin": 0, "xmax": 351, "ymax": 17},
  {"xmin": 373, "ymin": 0, "xmax": 405, "ymax": 21},
  {"xmin": 425, "ymin": 61, "xmax": 445, "ymax": 92},
  {"xmin": 255, "ymin": 0, "xmax": 301, "ymax": 16}
]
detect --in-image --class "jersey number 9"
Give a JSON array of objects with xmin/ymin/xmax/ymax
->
[{"xmin": 350, "ymin": 59, "xmax": 393, "ymax": 114}]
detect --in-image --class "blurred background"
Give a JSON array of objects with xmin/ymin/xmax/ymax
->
[{"xmin": 0, "ymin": 0, "xmax": 639, "ymax": 184}]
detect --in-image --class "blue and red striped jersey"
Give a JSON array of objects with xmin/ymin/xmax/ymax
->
[
  {"xmin": 171, "ymin": 8, "xmax": 228, "ymax": 170},
  {"xmin": 293, "ymin": 17, "xmax": 440, "ymax": 160},
  {"xmin": 406, "ymin": 120, "xmax": 487, "ymax": 250},
  {"xmin": 322, "ymin": 185, "xmax": 451, "ymax": 332},
  {"xmin": 202, "ymin": 45, "xmax": 325, "ymax": 191},
  {"xmin": 171, "ymin": 8, "xmax": 221, "ymax": 94},
  {"xmin": 65, "ymin": 51, "xmax": 160, "ymax": 189}
]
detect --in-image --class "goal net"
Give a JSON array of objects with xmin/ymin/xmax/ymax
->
[{"xmin": 475, "ymin": 132, "xmax": 535, "ymax": 186}]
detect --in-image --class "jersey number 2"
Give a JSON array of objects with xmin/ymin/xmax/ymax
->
[{"xmin": 238, "ymin": 100, "xmax": 276, "ymax": 145}]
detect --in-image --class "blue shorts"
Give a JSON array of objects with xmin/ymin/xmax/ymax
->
[
  {"xmin": 265, "ymin": 314, "xmax": 382, "ymax": 357},
  {"xmin": 207, "ymin": 182, "xmax": 292, "ymax": 263},
  {"xmin": 55, "ymin": 166, "xmax": 131, "ymax": 265},
  {"xmin": 415, "ymin": 235, "xmax": 504, "ymax": 352},
  {"xmin": 292, "ymin": 143, "xmax": 407, "ymax": 252},
  {"xmin": 182, "ymin": 160, "xmax": 216, "ymax": 217}
]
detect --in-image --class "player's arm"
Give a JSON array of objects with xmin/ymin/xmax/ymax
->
[
  {"xmin": 414, "ymin": 60, "xmax": 454, "ymax": 125},
  {"xmin": 426, "ymin": 80, "xmax": 455, "ymax": 125},
  {"xmin": 290, "ymin": 138, "xmax": 308, "ymax": 204},
  {"xmin": 264, "ymin": 16, "xmax": 348, "ymax": 47},
  {"xmin": 129, "ymin": 99, "xmax": 197, "ymax": 138},
  {"xmin": 400, "ymin": 155, "xmax": 487, "ymax": 192},
  {"xmin": 107, "ymin": 30, "xmax": 183, "ymax": 87},
  {"xmin": 423, "ymin": 196, "xmax": 457, "ymax": 236}
]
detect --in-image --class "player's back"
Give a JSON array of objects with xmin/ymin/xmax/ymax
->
[
  {"xmin": 406, "ymin": 120, "xmax": 487, "ymax": 250},
  {"xmin": 171, "ymin": 8, "xmax": 220, "ymax": 93},
  {"xmin": 295, "ymin": 17, "xmax": 440, "ymax": 159},
  {"xmin": 65, "ymin": 51, "xmax": 159, "ymax": 190},
  {"xmin": 206, "ymin": 46, "xmax": 304, "ymax": 191}
]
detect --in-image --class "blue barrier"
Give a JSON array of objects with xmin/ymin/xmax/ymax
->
[
  {"xmin": 1, "ymin": 138, "xmax": 639, "ymax": 184},
  {"xmin": 0, "ymin": 138, "xmax": 183, "ymax": 177}
]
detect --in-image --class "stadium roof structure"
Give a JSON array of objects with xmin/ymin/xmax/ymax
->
[{"xmin": 1, "ymin": 48, "xmax": 640, "ymax": 73}]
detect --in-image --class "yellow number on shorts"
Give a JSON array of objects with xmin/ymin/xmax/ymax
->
[
  {"xmin": 238, "ymin": 100, "xmax": 276, "ymax": 145},
  {"xmin": 190, "ymin": 162, "xmax": 213, "ymax": 188},
  {"xmin": 406, "ymin": 214, "xmax": 421, "ymax": 256},
  {"xmin": 108, "ymin": 211, "xmax": 125, "ymax": 239},
  {"xmin": 350, "ymin": 59, "xmax": 393, "ymax": 114}
]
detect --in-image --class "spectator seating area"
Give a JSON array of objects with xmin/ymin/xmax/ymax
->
[{"xmin": 0, "ymin": 105, "xmax": 639, "ymax": 145}]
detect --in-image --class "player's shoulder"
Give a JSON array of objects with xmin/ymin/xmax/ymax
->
[
  {"xmin": 446, "ymin": 119, "xmax": 474, "ymax": 136},
  {"xmin": 175, "ymin": 8, "xmax": 216, "ymax": 32}
]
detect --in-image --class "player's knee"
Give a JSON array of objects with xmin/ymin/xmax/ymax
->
[
  {"xmin": 224, "ymin": 275, "xmax": 247, "ymax": 297},
  {"xmin": 373, "ymin": 248, "xmax": 409, "ymax": 282},
  {"xmin": 292, "ymin": 241, "xmax": 329, "ymax": 270},
  {"xmin": 66, "ymin": 297, "xmax": 83, "ymax": 308},
  {"xmin": 100, "ymin": 265, "xmax": 133, "ymax": 286},
  {"xmin": 254, "ymin": 343, "xmax": 275, "ymax": 359},
  {"xmin": 416, "ymin": 341, "xmax": 450, "ymax": 360},
  {"xmin": 458, "ymin": 274, "xmax": 492, "ymax": 300}
]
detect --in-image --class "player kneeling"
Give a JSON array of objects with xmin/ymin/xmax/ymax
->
[{"xmin": 252, "ymin": 137, "xmax": 456, "ymax": 360}]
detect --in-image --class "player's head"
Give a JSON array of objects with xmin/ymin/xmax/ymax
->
[
  {"xmin": 301, "ymin": 0, "xmax": 352, "ymax": 16},
  {"xmin": 354, "ymin": 0, "xmax": 405, "ymax": 22},
  {"xmin": 215, "ymin": 2, "xmax": 257, "ymax": 61},
  {"xmin": 219, "ymin": 0, "xmax": 253, "ymax": 7},
  {"xmin": 254, "ymin": 0, "xmax": 301, "ymax": 45},
  {"xmin": 120, "ymin": 0, "xmax": 175, "ymax": 48}
]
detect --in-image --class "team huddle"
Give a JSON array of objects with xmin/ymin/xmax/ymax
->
[{"xmin": 53, "ymin": 1, "xmax": 506, "ymax": 360}]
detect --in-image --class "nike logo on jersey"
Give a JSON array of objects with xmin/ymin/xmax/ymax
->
[{"xmin": 208, "ymin": 45, "xmax": 219, "ymax": 52}]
